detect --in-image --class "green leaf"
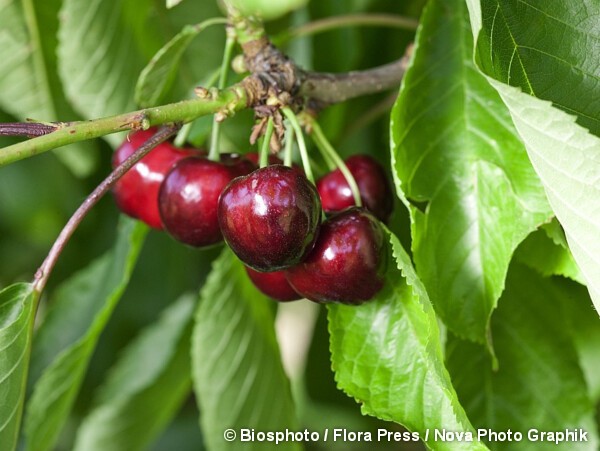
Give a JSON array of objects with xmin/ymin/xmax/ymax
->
[
  {"xmin": 466, "ymin": 0, "xmax": 600, "ymax": 317},
  {"xmin": 391, "ymin": 0, "xmax": 551, "ymax": 343},
  {"xmin": 135, "ymin": 20, "xmax": 223, "ymax": 108},
  {"xmin": 23, "ymin": 217, "xmax": 147, "ymax": 451},
  {"xmin": 514, "ymin": 222, "xmax": 585, "ymax": 285},
  {"xmin": 474, "ymin": 0, "xmax": 600, "ymax": 136},
  {"xmin": 57, "ymin": 0, "xmax": 154, "ymax": 145},
  {"xmin": 328, "ymin": 230, "xmax": 488, "ymax": 451},
  {"xmin": 192, "ymin": 248, "xmax": 300, "ymax": 451},
  {"xmin": 166, "ymin": 0, "xmax": 185, "ymax": 9},
  {"xmin": 446, "ymin": 264, "xmax": 599, "ymax": 450},
  {"xmin": 0, "ymin": 283, "xmax": 37, "ymax": 451},
  {"xmin": 228, "ymin": 0, "xmax": 308, "ymax": 20},
  {"xmin": 0, "ymin": 0, "xmax": 97, "ymax": 176},
  {"xmin": 73, "ymin": 294, "xmax": 194, "ymax": 451}
]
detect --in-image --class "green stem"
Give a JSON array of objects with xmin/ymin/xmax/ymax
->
[
  {"xmin": 274, "ymin": 13, "xmax": 419, "ymax": 44},
  {"xmin": 0, "ymin": 85, "xmax": 247, "ymax": 167},
  {"xmin": 259, "ymin": 117, "xmax": 274, "ymax": 168},
  {"xmin": 309, "ymin": 120, "xmax": 362, "ymax": 207},
  {"xmin": 281, "ymin": 108, "xmax": 314, "ymax": 183},
  {"xmin": 33, "ymin": 125, "xmax": 179, "ymax": 294},
  {"xmin": 283, "ymin": 125, "xmax": 294, "ymax": 167},
  {"xmin": 174, "ymin": 69, "xmax": 221, "ymax": 147},
  {"xmin": 209, "ymin": 30, "xmax": 237, "ymax": 161}
]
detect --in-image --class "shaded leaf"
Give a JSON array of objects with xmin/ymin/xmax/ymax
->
[
  {"xmin": 0, "ymin": 283, "xmax": 37, "ymax": 451},
  {"xmin": 466, "ymin": 0, "xmax": 600, "ymax": 316},
  {"xmin": 228, "ymin": 0, "xmax": 308, "ymax": 20},
  {"xmin": 57, "ymin": 0, "xmax": 154, "ymax": 145},
  {"xmin": 391, "ymin": 0, "xmax": 551, "ymax": 343},
  {"xmin": 475, "ymin": 0, "xmax": 600, "ymax": 136},
  {"xmin": 23, "ymin": 217, "xmax": 147, "ymax": 451},
  {"xmin": 328, "ymin": 230, "xmax": 487, "ymax": 450},
  {"xmin": 514, "ymin": 221, "xmax": 584, "ymax": 284},
  {"xmin": 192, "ymin": 248, "xmax": 300, "ymax": 451},
  {"xmin": 73, "ymin": 294, "xmax": 194, "ymax": 451},
  {"xmin": 135, "ymin": 21, "xmax": 223, "ymax": 108},
  {"xmin": 446, "ymin": 264, "xmax": 598, "ymax": 450},
  {"xmin": 0, "ymin": 0, "xmax": 97, "ymax": 176}
]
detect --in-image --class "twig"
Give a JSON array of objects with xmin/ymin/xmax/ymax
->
[
  {"xmin": 0, "ymin": 122, "xmax": 61, "ymax": 137},
  {"xmin": 32, "ymin": 125, "xmax": 180, "ymax": 294},
  {"xmin": 0, "ymin": 86, "xmax": 247, "ymax": 167}
]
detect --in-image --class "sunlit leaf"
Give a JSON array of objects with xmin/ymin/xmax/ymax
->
[
  {"xmin": 329, "ymin": 230, "xmax": 488, "ymax": 450},
  {"xmin": 391, "ymin": 0, "xmax": 551, "ymax": 343}
]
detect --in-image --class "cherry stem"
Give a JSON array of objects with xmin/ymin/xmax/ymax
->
[
  {"xmin": 275, "ymin": 13, "xmax": 418, "ymax": 44},
  {"xmin": 283, "ymin": 125, "xmax": 295, "ymax": 167},
  {"xmin": 281, "ymin": 108, "xmax": 314, "ymax": 184},
  {"xmin": 209, "ymin": 27, "xmax": 236, "ymax": 162},
  {"xmin": 32, "ymin": 125, "xmax": 180, "ymax": 294},
  {"xmin": 174, "ymin": 69, "xmax": 221, "ymax": 148},
  {"xmin": 259, "ymin": 117, "xmax": 274, "ymax": 168},
  {"xmin": 309, "ymin": 119, "xmax": 362, "ymax": 208}
]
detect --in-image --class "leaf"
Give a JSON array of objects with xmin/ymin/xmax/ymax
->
[
  {"xmin": 0, "ymin": 0, "xmax": 97, "ymax": 176},
  {"xmin": 0, "ymin": 283, "xmax": 37, "ymax": 451},
  {"xmin": 23, "ymin": 217, "xmax": 147, "ymax": 451},
  {"xmin": 328, "ymin": 230, "xmax": 488, "ymax": 450},
  {"xmin": 57, "ymin": 0, "xmax": 155, "ymax": 145},
  {"xmin": 192, "ymin": 248, "xmax": 300, "ymax": 451},
  {"xmin": 514, "ymin": 222, "xmax": 585, "ymax": 284},
  {"xmin": 474, "ymin": 0, "xmax": 600, "ymax": 136},
  {"xmin": 135, "ymin": 21, "xmax": 223, "ymax": 108},
  {"xmin": 446, "ymin": 264, "xmax": 599, "ymax": 450},
  {"xmin": 73, "ymin": 294, "xmax": 195, "ymax": 451},
  {"xmin": 166, "ymin": 0, "xmax": 185, "ymax": 9},
  {"xmin": 228, "ymin": 0, "xmax": 308, "ymax": 20},
  {"xmin": 466, "ymin": 0, "xmax": 600, "ymax": 316},
  {"xmin": 390, "ymin": 0, "xmax": 551, "ymax": 344}
]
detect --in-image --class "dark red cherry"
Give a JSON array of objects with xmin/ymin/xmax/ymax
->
[
  {"xmin": 285, "ymin": 208, "xmax": 386, "ymax": 305},
  {"xmin": 245, "ymin": 267, "xmax": 302, "ymax": 301},
  {"xmin": 317, "ymin": 155, "xmax": 393, "ymax": 222},
  {"xmin": 218, "ymin": 165, "xmax": 321, "ymax": 271},
  {"xmin": 158, "ymin": 156, "xmax": 238, "ymax": 247},
  {"xmin": 112, "ymin": 129, "xmax": 199, "ymax": 229}
]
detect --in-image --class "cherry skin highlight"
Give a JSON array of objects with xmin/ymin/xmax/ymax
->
[
  {"xmin": 158, "ymin": 156, "xmax": 240, "ymax": 247},
  {"xmin": 218, "ymin": 165, "xmax": 321, "ymax": 271},
  {"xmin": 285, "ymin": 207, "xmax": 386, "ymax": 304},
  {"xmin": 245, "ymin": 266, "xmax": 302, "ymax": 302},
  {"xmin": 317, "ymin": 155, "xmax": 393, "ymax": 222},
  {"xmin": 112, "ymin": 129, "xmax": 199, "ymax": 229}
]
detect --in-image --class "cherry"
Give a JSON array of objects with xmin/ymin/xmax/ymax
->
[
  {"xmin": 218, "ymin": 165, "xmax": 321, "ymax": 271},
  {"xmin": 245, "ymin": 152, "xmax": 284, "ymax": 166},
  {"xmin": 221, "ymin": 153, "xmax": 257, "ymax": 177},
  {"xmin": 245, "ymin": 266, "xmax": 302, "ymax": 301},
  {"xmin": 285, "ymin": 207, "xmax": 386, "ymax": 304},
  {"xmin": 112, "ymin": 129, "xmax": 200, "ymax": 229},
  {"xmin": 317, "ymin": 155, "xmax": 393, "ymax": 222},
  {"xmin": 158, "ymin": 156, "xmax": 240, "ymax": 247}
]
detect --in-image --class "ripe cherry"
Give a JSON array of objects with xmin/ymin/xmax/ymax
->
[
  {"xmin": 285, "ymin": 207, "xmax": 386, "ymax": 304},
  {"xmin": 158, "ymin": 156, "xmax": 244, "ymax": 247},
  {"xmin": 112, "ymin": 129, "xmax": 199, "ymax": 229},
  {"xmin": 221, "ymin": 153, "xmax": 257, "ymax": 177},
  {"xmin": 218, "ymin": 165, "xmax": 321, "ymax": 271},
  {"xmin": 317, "ymin": 155, "xmax": 393, "ymax": 222},
  {"xmin": 245, "ymin": 267, "xmax": 302, "ymax": 302}
]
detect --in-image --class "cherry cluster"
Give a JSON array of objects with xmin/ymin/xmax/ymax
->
[{"xmin": 112, "ymin": 129, "xmax": 393, "ymax": 305}]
